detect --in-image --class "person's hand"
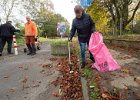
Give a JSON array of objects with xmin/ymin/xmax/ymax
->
[
  {"xmin": 35, "ymin": 36, "xmax": 37, "ymax": 39},
  {"xmin": 22, "ymin": 33, "xmax": 25, "ymax": 36},
  {"xmin": 68, "ymin": 38, "xmax": 72, "ymax": 42},
  {"xmin": 17, "ymin": 29, "xmax": 20, "ymax": 32}
]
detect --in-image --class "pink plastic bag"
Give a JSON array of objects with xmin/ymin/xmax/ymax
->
[{"xmin": 89, "ymin": 32, "xmax": 121, "ymax": 72}]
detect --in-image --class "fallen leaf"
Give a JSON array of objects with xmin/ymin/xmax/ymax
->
[
  {"xmin": 102, "ymin": 93, "xmax": 108, "ymax": 98},
  {"xmin": 134, "ymin": 78, "xmax": 140, "ymax": 85},
  {"xmin": 52, "ymin": 92, "xmax": 59, "ymax": 97},
  {"xmin": 18, "ymin": 66, "xmax": 23, "ymax": 69},
  {"xmin": 59, "ymin": 89, "xmax": 63, "ymax": 96},
  {"xmin": 22, "ymin": 76, "xmax": 28, "ymax": 83},
  {"xmin": 102, "ymin": 87, "xmax": 109, "ymax": 93},
  {"xmin": 56, "ymin": 55, "xmax": 83, "ymax": 99},
  {"xmin": 32, "ymin": 84, "xmax": 39, "ymax": 88},
  {"xmin": 42, "ymin": 64, "xmax": 52, "ymax": 68},
  {"xmin": 37, "ymin": 81, "xmax": 41, "ymax": 84},
  {"xmin": 123, "ymin": 84, "xmax": 129, "ymax": 90},
  {"xmin": 24, "ymin": 85, "xmax": 30, "ymax": 89},
  {"xmin": 9, "ymin": 87, "xmax": 16, "ymax": 92},
  {"xmin": 3, "ymin": 76, "xmax": 9, "ymax": 79},
  {"xmin": 40, "ymin": 69, "xmax": 45, "ymax": 74},
  {"xmin": 121, "ymin": 68, "xmax": 130, "ymax": 74},
  {"xmin": 49, "ymin": 58, "xmax": 58, "ymax": 61},
  {"xmin": 94, "ymin": 75, "xmax": 102, "ymax": 82}
]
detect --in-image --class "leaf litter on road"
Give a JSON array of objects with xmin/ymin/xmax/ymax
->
[
  {"xmin": 134, "ymin": 77, "xmax": 140, "ymax": 85},
  {"xmin": 52, "ymin": 55, "xmax": 83, "ymax": 99},
  {"xmin": 42, "ymin": 64, "xmax": 52, "ymax": 68},
  {"xmin": 49, "ymin": 58, "xmax": 58, "ymax": 61},
  {"xmin": 21, "ymin": 76, "xmax": 29, "ymax": 90}
]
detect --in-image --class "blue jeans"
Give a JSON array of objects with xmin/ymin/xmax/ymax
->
[{"xmin": 79, "ymin": 42, "xmax": 94, "ymax": 62}]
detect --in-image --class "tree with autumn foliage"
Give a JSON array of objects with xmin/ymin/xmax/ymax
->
[
  {"xmin": 102, "ymin": 0, "xmax": 140, "ymax": 34},
  {"xmin": 73, "ymin": 0, "xmax": 140, "ymax": 35},
  {"xmin": 86, "ymin": 0, "xmax": 110, "ymax": 35}
]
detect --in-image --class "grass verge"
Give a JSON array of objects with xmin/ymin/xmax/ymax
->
[
  {"xmin": 83, "ymin": 67, "xmax": 100, "ymax": 100},
  {"xmin": 71, "ymin": 38, "xmax": 100, "ymax": 100},
  {"xmin": 16, "ymin": 37, "xmax": 47, "ymax": 46},
  {"xmin": 47, "ymin": 38, "xmax": 68, "ymax": 46}
]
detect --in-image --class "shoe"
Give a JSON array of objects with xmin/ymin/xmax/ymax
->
[
  {"xmin": 27, "ymin": 52, "xmax": 32, "ymax": 55},
  {"xmin": 81, "ymin": 62, "xmax": 85, "ymax": 69},
  {"xmin": 37, "ymin": 46, "xmax": 41, "ymax": 50},
  {"xmin": 31, "ymin": 44, "xmax": 36, "ymax": 54},
  {"xmin": 31, "ymin": 52, "xmax": 36, "ymax": 56},
  {"xmin": 24, "ymin": 48, "xmax": 27, "ymax": 53},
  {"xmin": 26, "ymin": 44, "xmax": 32, "ymax": 55},
  {"xmin": 0, "ymin": 53, "xmax": 2, "ymax": 56},
  {"xmin": 8, "ymin": 52, "xmax": 14, "ymax": 55}
]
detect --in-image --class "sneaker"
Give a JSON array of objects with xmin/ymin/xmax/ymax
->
[
  {"xmin": 8, "ymin": 52, "xmax": 14, "ymax": 55},
  {"xmin": 31, "ymin": 52, "xmax": 36, "ymax": 56},
  {"xmin": 0, "ymin": 53, "xmax": 2, "ymax": 56},
  {"xmin": 27, "ymin": 52, "xmax": 32, "ymax": 55}
]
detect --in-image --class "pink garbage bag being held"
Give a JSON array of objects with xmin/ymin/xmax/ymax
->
[{"xmin": 89, "ymin": 32, "xmax": 121, "ymax": 72}]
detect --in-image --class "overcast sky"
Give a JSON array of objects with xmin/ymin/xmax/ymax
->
[
  {"xmin": 0, "ymin": 0, "xmax": 76, "ymax": 23},
  {"xmin": 51, "ymin": 0, "xmax": 76, "ymax": 25}
]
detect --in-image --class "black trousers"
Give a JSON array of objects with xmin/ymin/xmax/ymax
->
[{"xmin": 0, "ymin": 36, "xmax": 13, "ymax": 53}]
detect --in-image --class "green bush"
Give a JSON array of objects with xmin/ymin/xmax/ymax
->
[{"xmin": 47, "ymin": 38, "xmax": 68, "ymax": 46}]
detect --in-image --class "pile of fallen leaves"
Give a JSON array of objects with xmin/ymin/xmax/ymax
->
[
  {"xmin": 86, "ymin": 65, "xmax": 140, "ymax": 100},
  {"xmin": 52, "ymin": 55, "xmax": 83, "ymax": 100}
]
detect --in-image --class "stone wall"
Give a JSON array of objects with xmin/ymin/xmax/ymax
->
[{"xmin": 104, "ymin": 39, "xmax": 140, "ymax": 50}]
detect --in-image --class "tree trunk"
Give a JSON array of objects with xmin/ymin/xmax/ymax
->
[{"xmin": 103, "ymin": 0, "xmax": 140, "ymax": 35}]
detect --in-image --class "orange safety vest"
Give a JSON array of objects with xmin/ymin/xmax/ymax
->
[{"xmin": 25, "ymin": 21, "xmax": 38, "ymax": 36}]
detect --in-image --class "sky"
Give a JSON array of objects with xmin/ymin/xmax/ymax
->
[
  {"xmin": 0, "ymin": 0, "xmax": 77, "ymax": 26},
  {"xmin": 51, "ymin": 0, "xmax": 76, "ymax": 25}
]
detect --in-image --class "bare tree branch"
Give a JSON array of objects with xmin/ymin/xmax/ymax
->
[{"xmin": 127, "ymin": 1, "xmax": 140, "ymax": 24}]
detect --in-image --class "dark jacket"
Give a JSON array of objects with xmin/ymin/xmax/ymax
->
[
  {"xmin": 0, "ymin": 22, "xmax": 19, "ymax": 37},
  {"xmin": 70, "ymin": 12, "xmax": 96, "ymax": 43}
]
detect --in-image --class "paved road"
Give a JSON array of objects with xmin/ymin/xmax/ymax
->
[
  {"xmin": 90, "ymin": 47, "xmax": 140, "ymax": 99},
  {"xmin": 0, "ymin": 42, "xmax": 60, "ymax": 100},
  {"xmin": 0, "ymin": 41, "xmax": 140, "ymax": 100}
]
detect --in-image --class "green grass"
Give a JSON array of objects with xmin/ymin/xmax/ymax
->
[
  {"xmin": 70, "ymin": 40, "xmax": 100, "ymax": 100},
  {"xmin": 39, "ymin": 37, "xmax": 47, "ymax": 42},
  {"xmin": 89, "ymin": 82, "xmax": 100, "ymax": 100},
  {"xmin": 90, "ymin": 92, "xmax": 100, "ymax": 100},
  {"xmin": 16, "ymin": 37, "xmax": 25, "ymax": 45},
  {"xmin": 83, "ymin": 67, "xmax": 93, "ymax": 79},
  {"xmin": 47, "ymin": 38, "xmax": 68, "ymax": 46},
  {"xmin": 16, "ymin": 37, "xmax": 47, "ymax": 46},
  {"xmin": 83, "ymin": 67, "xmax": 100, "ymax": 100}
]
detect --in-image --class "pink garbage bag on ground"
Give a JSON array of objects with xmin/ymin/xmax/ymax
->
[{"xmin": 89, "ymin": 32, "xmax": 121, "ymax": 72}]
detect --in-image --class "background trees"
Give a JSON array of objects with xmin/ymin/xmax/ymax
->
[
  {"xmin": 0, "ymin": 0, "xmax": 20, "ymax": 21},
  {"xmin": 86, "ymin": 0, "xmax": 110, "ymax": 34},
  {"xmin": 102, "ymin": 0, "xmax": 140, "ymax": 34},
  {"xmin": 0, "ymin": 0, "xmax": 69, "ymax": 37},
  {"xmin": 74, "ymin": 0, "xmax": 140, "ymax": 35},
  {"xmin": 0, "ymin": 0, "xmax": 140, "ymax": 37}
]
